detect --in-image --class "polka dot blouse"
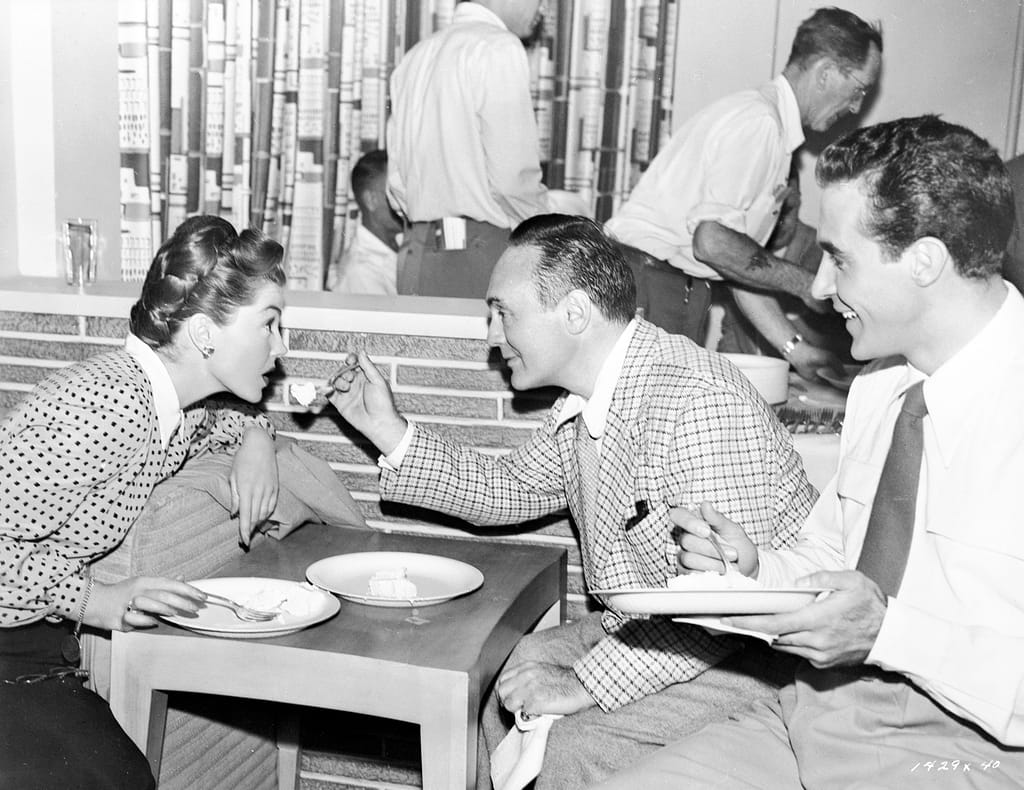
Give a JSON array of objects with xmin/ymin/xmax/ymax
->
[{"xmin": 0, "ymin": 349, "xmax": 272, "ymax": 626}]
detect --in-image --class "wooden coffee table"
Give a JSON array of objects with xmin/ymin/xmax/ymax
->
[{"xmin": 109, "ymin": 523, "xmax": 566, "ymax": 790}]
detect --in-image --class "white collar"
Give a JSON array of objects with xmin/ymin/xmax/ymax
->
[
  {"xmin": 453, "ymin": 2, "xmax": 508, "ymax": 31},
  {"xmin": 354, "ymin": 223, "xmax": 400, "ymax": 254},
  {"xmin": 916, "ymin": 282, "xmax": 1022, "ymax": 467},
  {"xmin": 556, "ymin": 320, "xmax": 638, "ymax": 439},
  {"xmin": 124, "ymin": 333, "xmax": 183, "ymax": 448},
  {"xmin": 774, "ymin": 74, "xmax": 806, "ymax": 154}
]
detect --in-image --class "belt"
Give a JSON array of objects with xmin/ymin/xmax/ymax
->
[{"xmin": 624, "ymin": 245, "xmax": 709, "ymax": 289}]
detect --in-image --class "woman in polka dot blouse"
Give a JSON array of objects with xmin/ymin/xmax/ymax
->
[{"xmin": 0, "ymin": 215, "xmax": 288, "ymax": 789}]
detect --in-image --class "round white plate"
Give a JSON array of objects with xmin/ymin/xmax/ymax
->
[
  {"xmin": 162, "ymin": 577, "xmax": 340, "ymax": 638},
  {"xmin": 306, "ymin": 551, "xmax": 485, "ymax": 608},
  {"xmin": 590, "ymin": 587, "xmax": 829, "ymax": 616}
]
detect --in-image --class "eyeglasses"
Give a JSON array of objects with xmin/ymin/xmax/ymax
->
[{"xmin": 846, "ymin": 72, "xmax": 870, "ymax": 102}]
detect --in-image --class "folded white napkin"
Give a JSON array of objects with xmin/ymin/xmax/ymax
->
[{"xmin": 490, "ymin": 710, "xmax": 564, "ymax": 790}]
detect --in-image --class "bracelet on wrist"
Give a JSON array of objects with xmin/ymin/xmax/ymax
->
[{"xmin": 781, "ymin": 333, "xmax": 804, "ymax": 359}]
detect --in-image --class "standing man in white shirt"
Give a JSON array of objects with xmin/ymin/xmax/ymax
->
[
  {"xmin": 606, "ymin": 7, "xmax": 881, "ymax": 380},
  {"xmin": 327, "ymin": 150, "xmax": 403, "ymax": 295},
  {"xmin": 387, "ymin": 0, "xmax": 550, "ymax": 299},
  {"xmin": 597, "ymin": 115, "xmax": 1024, "ymax": 788}
]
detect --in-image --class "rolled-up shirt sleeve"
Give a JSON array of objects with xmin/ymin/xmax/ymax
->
[{"xmin": 685, "ymin": 116, "xmax": 784, "ymax": 239}]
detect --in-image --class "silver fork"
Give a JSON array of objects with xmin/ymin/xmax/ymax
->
[
  {"xmin": 202, "ymin": 593, "xmax": 279, "ymax": 622},
  {"xmin": 706, "ymin": 531, "xmax": 734, "ymax": 576}
]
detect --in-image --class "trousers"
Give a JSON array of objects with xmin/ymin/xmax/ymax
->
[
  {"xmin": 0, "ymin": 620, "xmax": 155, "ymax": 790},
  {"xmin": 476, "ymin": 612, "xmax": 796, "ymax": 790},
  {"xmin": 397, "ymin": 218, "xmax": 510, "ymax": 298},
  {"xmin": 593, "ymin": 663, "xmax": 1024, "ymax": 790},
  {"xmin": 618, "ymin": 243, "xmax": 712, "ymax": 342}
]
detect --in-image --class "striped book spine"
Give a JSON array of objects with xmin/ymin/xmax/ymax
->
[
  {"xmin": 186, "ymin": 0, "xmax": 205, "ymax": 216},
  {"xmin": 323, "ymin": 0, "xmax": 345, "ymax": 281},
  {"xmin": 288, "ymin": 0, "xmax": 329, "ymax": 288},
  {"xmin": 250, "ymin": 0, "xmax": 276, "ymax": 230},
  {"xmin": 166, "ymin": 0, "xmax": 191, "ymax": 232},
  {"xmin": 655, "ymin": 0, "xmax": 678, "ymax": 154},
  {"xmin": 231, "ymin": 0, "xmax": 254, "ymax": 228},
  {"xmin": 205, "ymin": 0, "xmax": 227, "ymax": 215},
  {"xmin": 117, "ymin": 0, "xmax": 153, "ymax": 281},
  {"xmin": 219, "ymin": 0, "xmax": 238, "ymax": 218}
]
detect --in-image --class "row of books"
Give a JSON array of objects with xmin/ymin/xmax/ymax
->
[{"xmin": 117, "ymin": 0, "xmax": 677, "ymax": 287}]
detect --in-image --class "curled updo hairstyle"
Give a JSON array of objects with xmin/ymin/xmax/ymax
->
[{"xmin": 130, "ymin": 215, "xmax": 286, "ymax": 350}]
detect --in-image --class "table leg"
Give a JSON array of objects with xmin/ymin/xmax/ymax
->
[
  {"xmin": 109, "ymin": 633, "xmax": 168, "ymax": 779},
  {"xmin": 145, "ymin": 690, "xmax": 169, "ymax": 780},
  {"xmin": 276, "ymin": 708, "xmax": 301, "ymax": 790},
  {"xmin": 533, "ymin": 601, "xmax": 561, "ymax": 632},
  {"xmin": 419, "ymin": 680, "xmax": 473, "ymax": 790}
]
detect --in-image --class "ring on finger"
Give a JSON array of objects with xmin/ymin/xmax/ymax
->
[{"xmin": 126, "ymin": 599, "xmax": 137, "ymax": 614}]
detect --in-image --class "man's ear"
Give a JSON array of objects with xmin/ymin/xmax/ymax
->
[
  {"xmin": 563, "ymin": 289, "xmax": 592, "ymax": 337},
  {"xmin": 810, "ymin": 56, "xmax": 835, "ymax": 90},
  {"xmin": 361, "ymin": 188, "xmax": 380, "ymax": 212},
  {"xmin": 907, "ymin": 237, "xmax": 951, "ymax": 287}
]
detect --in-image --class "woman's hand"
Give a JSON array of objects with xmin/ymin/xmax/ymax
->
[
  {"xmin": 230, "ymin": 427, "xmax": 279, "ymax": 547},
  {"xmin": 86, "ymin": 577, "xmax": 207, "ymax": 631}
]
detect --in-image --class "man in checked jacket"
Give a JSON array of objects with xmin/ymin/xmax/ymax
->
[{"xmin": 329, "ymin": 214, "xmax": 816, "ymax": 789}]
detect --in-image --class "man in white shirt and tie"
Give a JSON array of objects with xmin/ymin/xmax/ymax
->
[{"xmin": 599, "ymin": 115, "xmax": 1024, "ymax": 788}]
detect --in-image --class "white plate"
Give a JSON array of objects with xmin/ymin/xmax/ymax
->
[
  {"xmin": 673, "ymin": 616, "xmax": 777, "ymax": 644},
  {"xmin": 162, "ymin": 577, "xmax": 340, "ymax": 638},
  {"xmin": 591, "ymin": 587, "xmax": 828, "ymax": 616},
  {"xmin": 816, "ymin": 364, "xmax": 862, "ymax": 391},
  {"xmin": 306, "ymin": 551, "xmax": 485, "ymax": 608}
]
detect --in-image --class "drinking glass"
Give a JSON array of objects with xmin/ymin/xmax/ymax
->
[{"xmin": 62, "ymin": 218, "xmax": 98, "ymax": 287}]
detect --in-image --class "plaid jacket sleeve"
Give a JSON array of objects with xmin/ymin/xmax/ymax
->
[
  {"xmin": 379, "ymin": 407, "xmax": 571, "ymax": 526},
  {"xmin": 574, "ymin": 382, "xmax": 815, "ymax": 711}
]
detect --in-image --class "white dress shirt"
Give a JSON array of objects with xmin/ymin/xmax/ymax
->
[
  {"xmin": 758, "ymin": 283, "xmax": 1024, "ymax": 746},
  {"xmin": 606, "ymin": 75, "xmax": 804, "ymax": 280},
  {"xmin": 555, "ymin": 321, "xmax": 639, "ymax": 452},
  {"xmin": 386, "ymin": 2, "xmax": 549, "ymax": 228},
  {"xmin": 327, "ymin": 224, "xmax": 398, "ymax": 295}
]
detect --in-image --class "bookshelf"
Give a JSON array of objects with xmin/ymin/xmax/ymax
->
[{"xmin": 116, "ymin": 0, "xmax": 679, "ymax": 288}]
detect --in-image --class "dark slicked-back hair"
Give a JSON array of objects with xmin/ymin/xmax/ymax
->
[
  {"xmin": 816, "ymin": 115, "xmax": 1014, "ymax": 279},
  {"xmin": 507, "ymin": 214, "xmax": 636, "ymax": 325},
  {"xmin": 786, "ymin": 7, "xmax": 882, "ymax": 72},
  {"xmin": 351, "ymin": 149, "xmax": 388, "ymax": 201},
  {"xmin": 130, "ymin": 215, "xmax": 286, "ymax": 350}
]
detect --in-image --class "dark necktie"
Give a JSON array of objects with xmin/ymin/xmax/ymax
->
[{"xmin": 856, "ymin": 381, "xmax": 928, "ymax": 597}]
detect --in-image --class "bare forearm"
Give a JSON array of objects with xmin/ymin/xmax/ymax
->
[
  {"xmin": 730, "ymin": 288, "xmax": 798, "ymax": 353},
  {"xmin": 693, "ymin": 220, "xmax": 814, "ymax": 299}
]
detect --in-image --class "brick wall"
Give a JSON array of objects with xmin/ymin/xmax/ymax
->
[{"xmin": 0, "ymin": 308, "xmax": 595, "ymax": 622}]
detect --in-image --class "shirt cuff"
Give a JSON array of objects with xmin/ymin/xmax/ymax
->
[
  {"xmin": 52, "ymin": 573, "xmax": 89, "ymax": 620},
  {"xmin": 377, "ymin": 422, "xmax": 415, "ymax": 471}
]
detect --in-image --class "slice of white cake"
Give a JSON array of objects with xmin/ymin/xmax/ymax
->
[
  {"xmin": 290, "ymin": 382, "xmax": 332, "ymax": 411},
  {"xmin": 368, "ymin": 568, "xmax": 419, "ymax": 599},
  {"xmin": 290, "ymin": 382, "xmax": 318, "ymax": 407}
]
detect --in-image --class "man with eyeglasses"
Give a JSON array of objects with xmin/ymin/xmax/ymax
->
[{"xmin": 606, "ymin": 7, "xmax": 881, "ymax": 381}]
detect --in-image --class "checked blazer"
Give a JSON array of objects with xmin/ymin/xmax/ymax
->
[{"xmin": 379, "ymin": 319, "xmax": 815, "ymax": 711}]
